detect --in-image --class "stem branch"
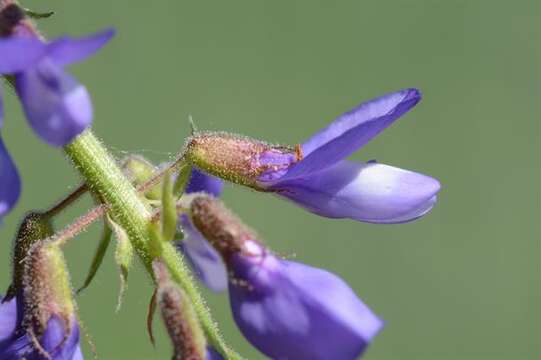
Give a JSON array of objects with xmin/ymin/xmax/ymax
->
[{"xmin": 64, "ymin": 130, "xmax": 239, "ymax": 359}]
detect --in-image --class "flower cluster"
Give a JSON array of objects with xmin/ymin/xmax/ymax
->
[{"xmin": 0, "ymin": 3, "xmax": 441, "ymax": 359}]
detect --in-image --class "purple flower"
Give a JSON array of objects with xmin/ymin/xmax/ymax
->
[
  {"xmin": 187, "ymin": 89, "xmax": 440, "ymax": 223},
  {"xmin": 228, "ymin": 241, "xmax": 383, "ymax": 360},
  {"xmin": 189, "ymin": 195, "xmax": 383, "ymax": 359},
  {"xmin": 176, "ymin": 168, "xmax": 228, "ymax": 292},
  {"xmin": 0, "ymin": 29, "xmax": 114, "ymax": 146},
  {"xmin": 0, "ymin": 29, "xmax": 114, "ymax": 220},
  {"xmin": 206, "ymin": 347, "xmax": 224, "ymax": 359},
  {"xmin": 0, "ymin": 94, "xmax": 21, "ymax": 220},
  {"xmin": 0, "ymin": 294, "xmax": 83, "ymax": 360}
]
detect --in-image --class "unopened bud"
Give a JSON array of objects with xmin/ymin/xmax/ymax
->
[
  {"xmin": 5, "ymin": 211, "xmax": 53, "ymax": 301},
  {"xmin": 22, "ymin": 241, "xmax": 76, "ymax": 338},
  {"xmin": 185, "ymin": 132, "xmax": 302, "ymax": 190},
  {"xmin": 153, "ymin": 260, "xmax": 207, "ymax": 360}
]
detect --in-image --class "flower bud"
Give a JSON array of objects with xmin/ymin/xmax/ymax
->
[
  {"xmin": 23, "ymin": 242, "xmax": 76, "ymax": 339},
  {"xmin": 0, "ymin": 241, "xmax": 83, "ymax": 359},
  {"xmin": 152, "ymin": 260, "xmax": 210, "ymax": 360},
  {"xmin": 5, "ymin": 211, "xmax": 54, "ymax": 301},
  {"xmin": 185, "ymin": 132, "xmax": 302, "ymax": 190}
]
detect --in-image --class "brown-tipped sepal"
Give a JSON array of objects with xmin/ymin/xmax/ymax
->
[
  {"xmin": 185, "ymin": 131, "xmax": 301, "ymax": 190},
  {"xmin": 188, "ymin": 195, "xmax": 261, "ymax": 263}
]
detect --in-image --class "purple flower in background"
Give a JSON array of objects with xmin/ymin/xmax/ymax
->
[
  {"xmin": 0, "ymin": 29, "xmax": 114, "ymax": 146},
  {"xmin": 176, "ymin": 168, "xmax": 228, "ymax": 292},
  {"xmin": 206, "ymin": 347, "xmax": 224, "ymax": 359},
  {"xmin": 0, "ymin": 294, "xmax": 83, "ymax": 359},
  {"xmin": 0, "ymin": 29, "xmax": 114, "ymax": 220},
  {"xmin": 227, "ymin": 241, "xmax": 383, "ymax": 360},
  {"xmin": 188, "ymin": 88, "xmax": 440, "ymax": 223},
  {"xmin": 0, "ymin": 94, "xmax": 21, "ymax": 220}
]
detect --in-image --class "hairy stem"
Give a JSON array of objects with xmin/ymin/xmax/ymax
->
[
  {"xmin": 43, "ymin": 184, "xmax": 87, "ymax": 218},
  {"xmin": 64, "ymin": 130, "xmax": 240, "ymax": 359}
]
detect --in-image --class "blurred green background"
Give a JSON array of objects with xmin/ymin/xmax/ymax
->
[{"xmin": 1, "ymin": 0, "xmax": 540, "ymax": 359}]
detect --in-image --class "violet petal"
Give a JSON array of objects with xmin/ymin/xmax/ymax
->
[
  {"xmin": 271, "ymin": 160, "xmax": 440, "ymax": 223},
  {"xmin": 0, "ymin": 296, "xmax": 18, "ymax": 344},
  {"xmin": 39, "ymin": 316, "xmax": 81, "ymax": 360},
  {"xmin": 0, "ymin": 38, "xmax": 47, "ymax": 74},
  {"xmin": 229, "ymin": 252, "xmax": 383, "ymax": 360},
  {"xmin": 278, "ymin": 89, "xmax": 421, "ymax": 181},
  {"xmin": 0, "ymin": 136, "xmax": 21, "ymax": 220},
  {"xmin": 177, "ymin": 216, "xmax": 228, "ymax": 292},
  {"xmin": 15, "ymin": 59, "xmax": 92, "ymax": 146},
  {"xmin": 207, "ymin": 347, "xmax": 224, "ymax": 360},
  {"xmin": 185, "ymin": 168, "xmax": 224, "ymax": 197},
  {"xmin": 71, "ymin": 346, "xmax": 84, "ymax": 360},
  {"xmin": 46, "ymin": 29, "xmax": 115, "ymax": 67}
]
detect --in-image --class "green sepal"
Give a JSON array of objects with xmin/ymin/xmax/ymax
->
[
  {"xmin": 173, "ymin": 163, "xmax": 192, "ymax": 199},
  {"xmin": 161, "ymin": 170, "xmax": 178, "ymax": 242},
  {"xmin": 107, "ymin": 216, "xmax": 134, "ymax": 312},
  {"xmin": 77, "ymin": 222, "xmax": 113, "ymax": 294},
  {"xmin": 148, "ymin": 221, "xmax": 165, "ymax": 259}
]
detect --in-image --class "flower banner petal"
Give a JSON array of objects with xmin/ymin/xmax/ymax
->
[
  {"xmin": 271, "ymin": 160, "xmax": 440, "ymax": 224},
  {"xmin": 47, "ymin": 28, "xmax": 116, "ymax": 67},
  {"xmin": 279, "ymin": 89, "xmax": 421, "ymax": 181},
  {"xmin": 0, "ymin": 38, "xmax": 47, "ymax": 74}
]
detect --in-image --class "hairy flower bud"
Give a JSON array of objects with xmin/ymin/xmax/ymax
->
[
  {"xmin": 5, "ymin": 211, "xmax": 54, "ymax": 301},
  {"xmin": 23, "ymin": 242, "xmax": 76, "ymax": 339},
  {"xmin": 185, "ymin": 132, "xmax": 302, "ymax": 190},
  {"xmin": 0, "ymin": 241, "xmax": 83, "ymax": 359},
  {"xmin": 152, "ymin": 260, "xmax": 213, "ymax": 360}
]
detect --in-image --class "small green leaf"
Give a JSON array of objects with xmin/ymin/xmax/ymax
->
[
  {"xmin": 173, "ymin": 163, "xmax": 192, "ymax": 199},
  {"xmin": 161, "ymin": 170, "xmax": 177, "ymax": 242},
  {"xmin": 77, "ymin": 222, "xmax": 112, "ymax": 294},
  {"xmin": 107, "ymin": 216, "xmax": 134, "ymax": 312}
]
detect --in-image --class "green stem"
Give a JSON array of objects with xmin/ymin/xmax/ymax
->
[{"xmin": 64, "ymin": 130, "xmax": 240, "ymax": 359}]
